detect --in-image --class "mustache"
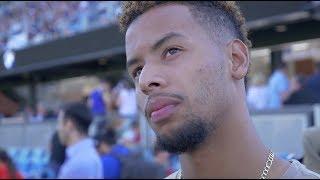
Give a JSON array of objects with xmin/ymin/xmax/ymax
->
[{"xmin": 143, "ymin": 92, "xmax": 185, "ymax": 118}]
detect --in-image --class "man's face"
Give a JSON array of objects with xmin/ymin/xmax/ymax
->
[
  {"xmin": 125, "ymin": 4, "xmax": 232, "ymax": 153},
  {"xmin": 101, "ymin": 81, "xmax": 111, "ymax": 92},
  {"xmin": 96, "ymin": 142, "xmax": 109, "ymax": 155}
]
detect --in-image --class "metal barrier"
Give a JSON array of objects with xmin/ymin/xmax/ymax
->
[
  {"xmin": 0, "ymin": 121, "xmax": 57, "ymax": 149},
  {"xmin": 0, "ymin": 104, "xmax": 319, "ymax": 158},
  {"xmin": 250, "ymin": 105, "xmax": 314, "ymax": 159}
]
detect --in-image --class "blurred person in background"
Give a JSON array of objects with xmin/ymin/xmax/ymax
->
[
  {"xmin": 305, "ymin": 62, "xmax": 320, "ymax": 99},
  {"xmin": 57, "ymin": 102, "xmax": 103, "ymax": 179},
  {"xmin": 110, "ymin": 80, "xmax": 123, "ymax": 112},
  {"xmin": 96, "ymin": 126, "xmax": 164, "ymax": 179},
  {"xmin": 116, "ymin": 78, "xmax": 138, "ymax": 132},
  {"xmin": 131, "ymin": 121, "xmax": 141, "ymax": 145},
  {"xmin": 96, "ymin": 127, "xmax": 122, "ymax": 179},
  {"xmin": 0, "ymin": 148, "xmax": 23, "ymax": 179},
  {"xmin": 266, "ymin": 61, "xmax": 292, "ymax": 109},
  {"xmin": 153, "ymin": 145, "xmax": 175, "ymax": 177},
  {"xmin": 120, "ymin": 1, "xmax": 320, "ymax": 178},
  {"xmin": 82, "ymin": 83, "xmax": 94, "ymax": 106},
  {"xmin": 119, "ymin": 121, "xmax": 141, "ymax": 151},
  {"xmin": 88, "ymin": 78, "xmax": 111, "ymax": 138},
  {"xmin": 48, "ymin": 131, "xmax": 66, "ymax": 178},
  {"xmin": 246, "ymin": 72, "xmax": 268, "ymax": 110},
  {"xmin": 284, "ymin": 75, "xmax": 320, "ymax": 105}
]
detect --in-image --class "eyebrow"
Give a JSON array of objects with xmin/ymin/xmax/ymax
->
[
  {"xmin": 151, "ymin": 32, "xmax": 185, "ymax": 52},
  {"xmin": 126, "ymin": 32, "xmax": 186, "ymax": 71}
]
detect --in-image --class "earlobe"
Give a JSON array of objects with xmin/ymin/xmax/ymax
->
[{"xmin": 228, "ymin": 39, "xmax": 250, "ymax": 80}]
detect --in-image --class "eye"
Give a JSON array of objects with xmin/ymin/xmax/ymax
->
[
  {"xmin": 164, "ymin": 47, "xmax": 181, "ymax": 58},
  {"xmin": 132, "ymin": 66, "xmax": 142, "ymax": 80}
]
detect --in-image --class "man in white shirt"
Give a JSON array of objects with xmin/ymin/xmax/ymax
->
[
  {"xmin": 117, "ymin": 79, "xmax": 138, "ymax": 118},
  {"xmin": 57, "ymin": 102, "xmax": 103, "ymax": 179},
  {"xmin": 266, "ymin": 61, "xmax": 292, "ymax": 109},
  {"xmin": 116, "ymin": 79, "xmax": 138, "ymax": 132},
  {"xmin": 246, "ymin": 73, "xmax": 268, "ymax": 110}
]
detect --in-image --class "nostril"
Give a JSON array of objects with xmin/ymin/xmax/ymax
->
[{"xmin": 149, "ymin": 82, "xmax": 160, "ymax": 87}]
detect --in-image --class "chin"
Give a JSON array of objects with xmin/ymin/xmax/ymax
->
[{"xmin": 154, "ymin": 114, "xmax": 215, "ymax": 154}]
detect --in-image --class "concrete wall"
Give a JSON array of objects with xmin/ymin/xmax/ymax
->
[{"xmin": 0, "ymin": 121, "xmax": 57, "ymax": 150}]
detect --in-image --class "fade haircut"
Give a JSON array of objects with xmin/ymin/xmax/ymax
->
[{"xmin": 118, "ymin": 1, "xmax": 251, "ymax": 48}]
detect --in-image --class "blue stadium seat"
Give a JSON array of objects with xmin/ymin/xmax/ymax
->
[
  {"xmin": 6, "ymin": 147, "xmax": 51, "ymax": 179},
  {"xmin": 7, "ymin": 147, "xmax": 18, "ymax": 158}
]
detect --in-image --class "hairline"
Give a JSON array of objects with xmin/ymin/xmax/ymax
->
[{"xmin": 126, "ymin": 2, "xmax": 236, "ymax": 47}]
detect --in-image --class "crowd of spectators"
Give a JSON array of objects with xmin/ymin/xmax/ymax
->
[{"xmin": 0, "ymin": 1, "xmax": 120, "ymax": 52}]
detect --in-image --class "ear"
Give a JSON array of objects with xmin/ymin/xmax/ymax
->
[{"xmin": 227, "ymin": 39, "xmax": 250, "ymax": 80}]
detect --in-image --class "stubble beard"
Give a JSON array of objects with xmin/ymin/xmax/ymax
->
[{"xmin": 155, "ymin": 112, "xmax": 217, "ymax": 154}]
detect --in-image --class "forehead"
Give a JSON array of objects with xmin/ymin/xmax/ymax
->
[{"xmin": 125, "ymin": 4, "xmax": 206, "ymax": 56}]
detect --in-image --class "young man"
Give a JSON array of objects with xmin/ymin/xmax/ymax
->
[
  {"xmin": 88, "ymin": 78, "xmax": 110, "ymax": 138},
  {"xmin": 96, "ymin": 128, "xmax": 122, "ymax": 179},
  {"xmin": 118, "ymin": 1, "xmax": 320, "ymax": 179},
  {"xmin": 266, "ymin": 61, "xmax": 291, "ymax": 109},
  {"xmin": 57, "ymin": 102, "xmax": 103, "ymax": 179}
]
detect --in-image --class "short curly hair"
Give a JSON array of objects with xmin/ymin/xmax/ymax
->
[{"xmin": 118, "ymin": 1, "xmax": 251, "ymax": 47}]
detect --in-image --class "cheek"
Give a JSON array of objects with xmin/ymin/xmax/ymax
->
[{"xmin": 191, "ymin": 64, "xmax": 227, "ymax": 109}]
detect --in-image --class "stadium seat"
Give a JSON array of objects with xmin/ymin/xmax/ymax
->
[{"xmin": 6, "ymin": 147, "xmax": 51, "ymax": 179}]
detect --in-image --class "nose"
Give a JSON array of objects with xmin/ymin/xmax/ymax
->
[{"xmin": 138, "ymin": 65, "xmax": 168, "ymax": 95}]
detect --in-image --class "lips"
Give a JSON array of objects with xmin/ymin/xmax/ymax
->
[{"xmin": 145, "ymin": 96, "xmax": 181, "ymax": 123}]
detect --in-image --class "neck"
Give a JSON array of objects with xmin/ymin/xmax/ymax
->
[
  {"xmin": 67, "ymin": 132, "xmax": 86, "ymax": 147},
  {"xmin": 179, "ymin": 98, "xmax": 288, "ymax": 178}
]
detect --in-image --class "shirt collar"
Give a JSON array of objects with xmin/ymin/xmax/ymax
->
[{"xmin": 66, "ymin": 138, "xmax": 93, "ymax": 159}]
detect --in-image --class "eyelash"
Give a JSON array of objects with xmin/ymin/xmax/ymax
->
[
  {"xmin": 163, "ymin": 47, "xmax": 181, "ymax": 58},
  {"xmin": 132, "ymin": 66, "xmax": 142, "ymax": 79}
]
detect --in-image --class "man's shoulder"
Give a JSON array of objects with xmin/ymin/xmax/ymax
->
[
  {"xmin": 282, "ymin": 159, "xmax": 320, "ymax": 179},
  {"xmin": 68, "ymin": 149, "xmax": 101, "ymax": 167},
  {"xmin": 165, "ymin": 171, "xmax": 179, "ymax": 179}
]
